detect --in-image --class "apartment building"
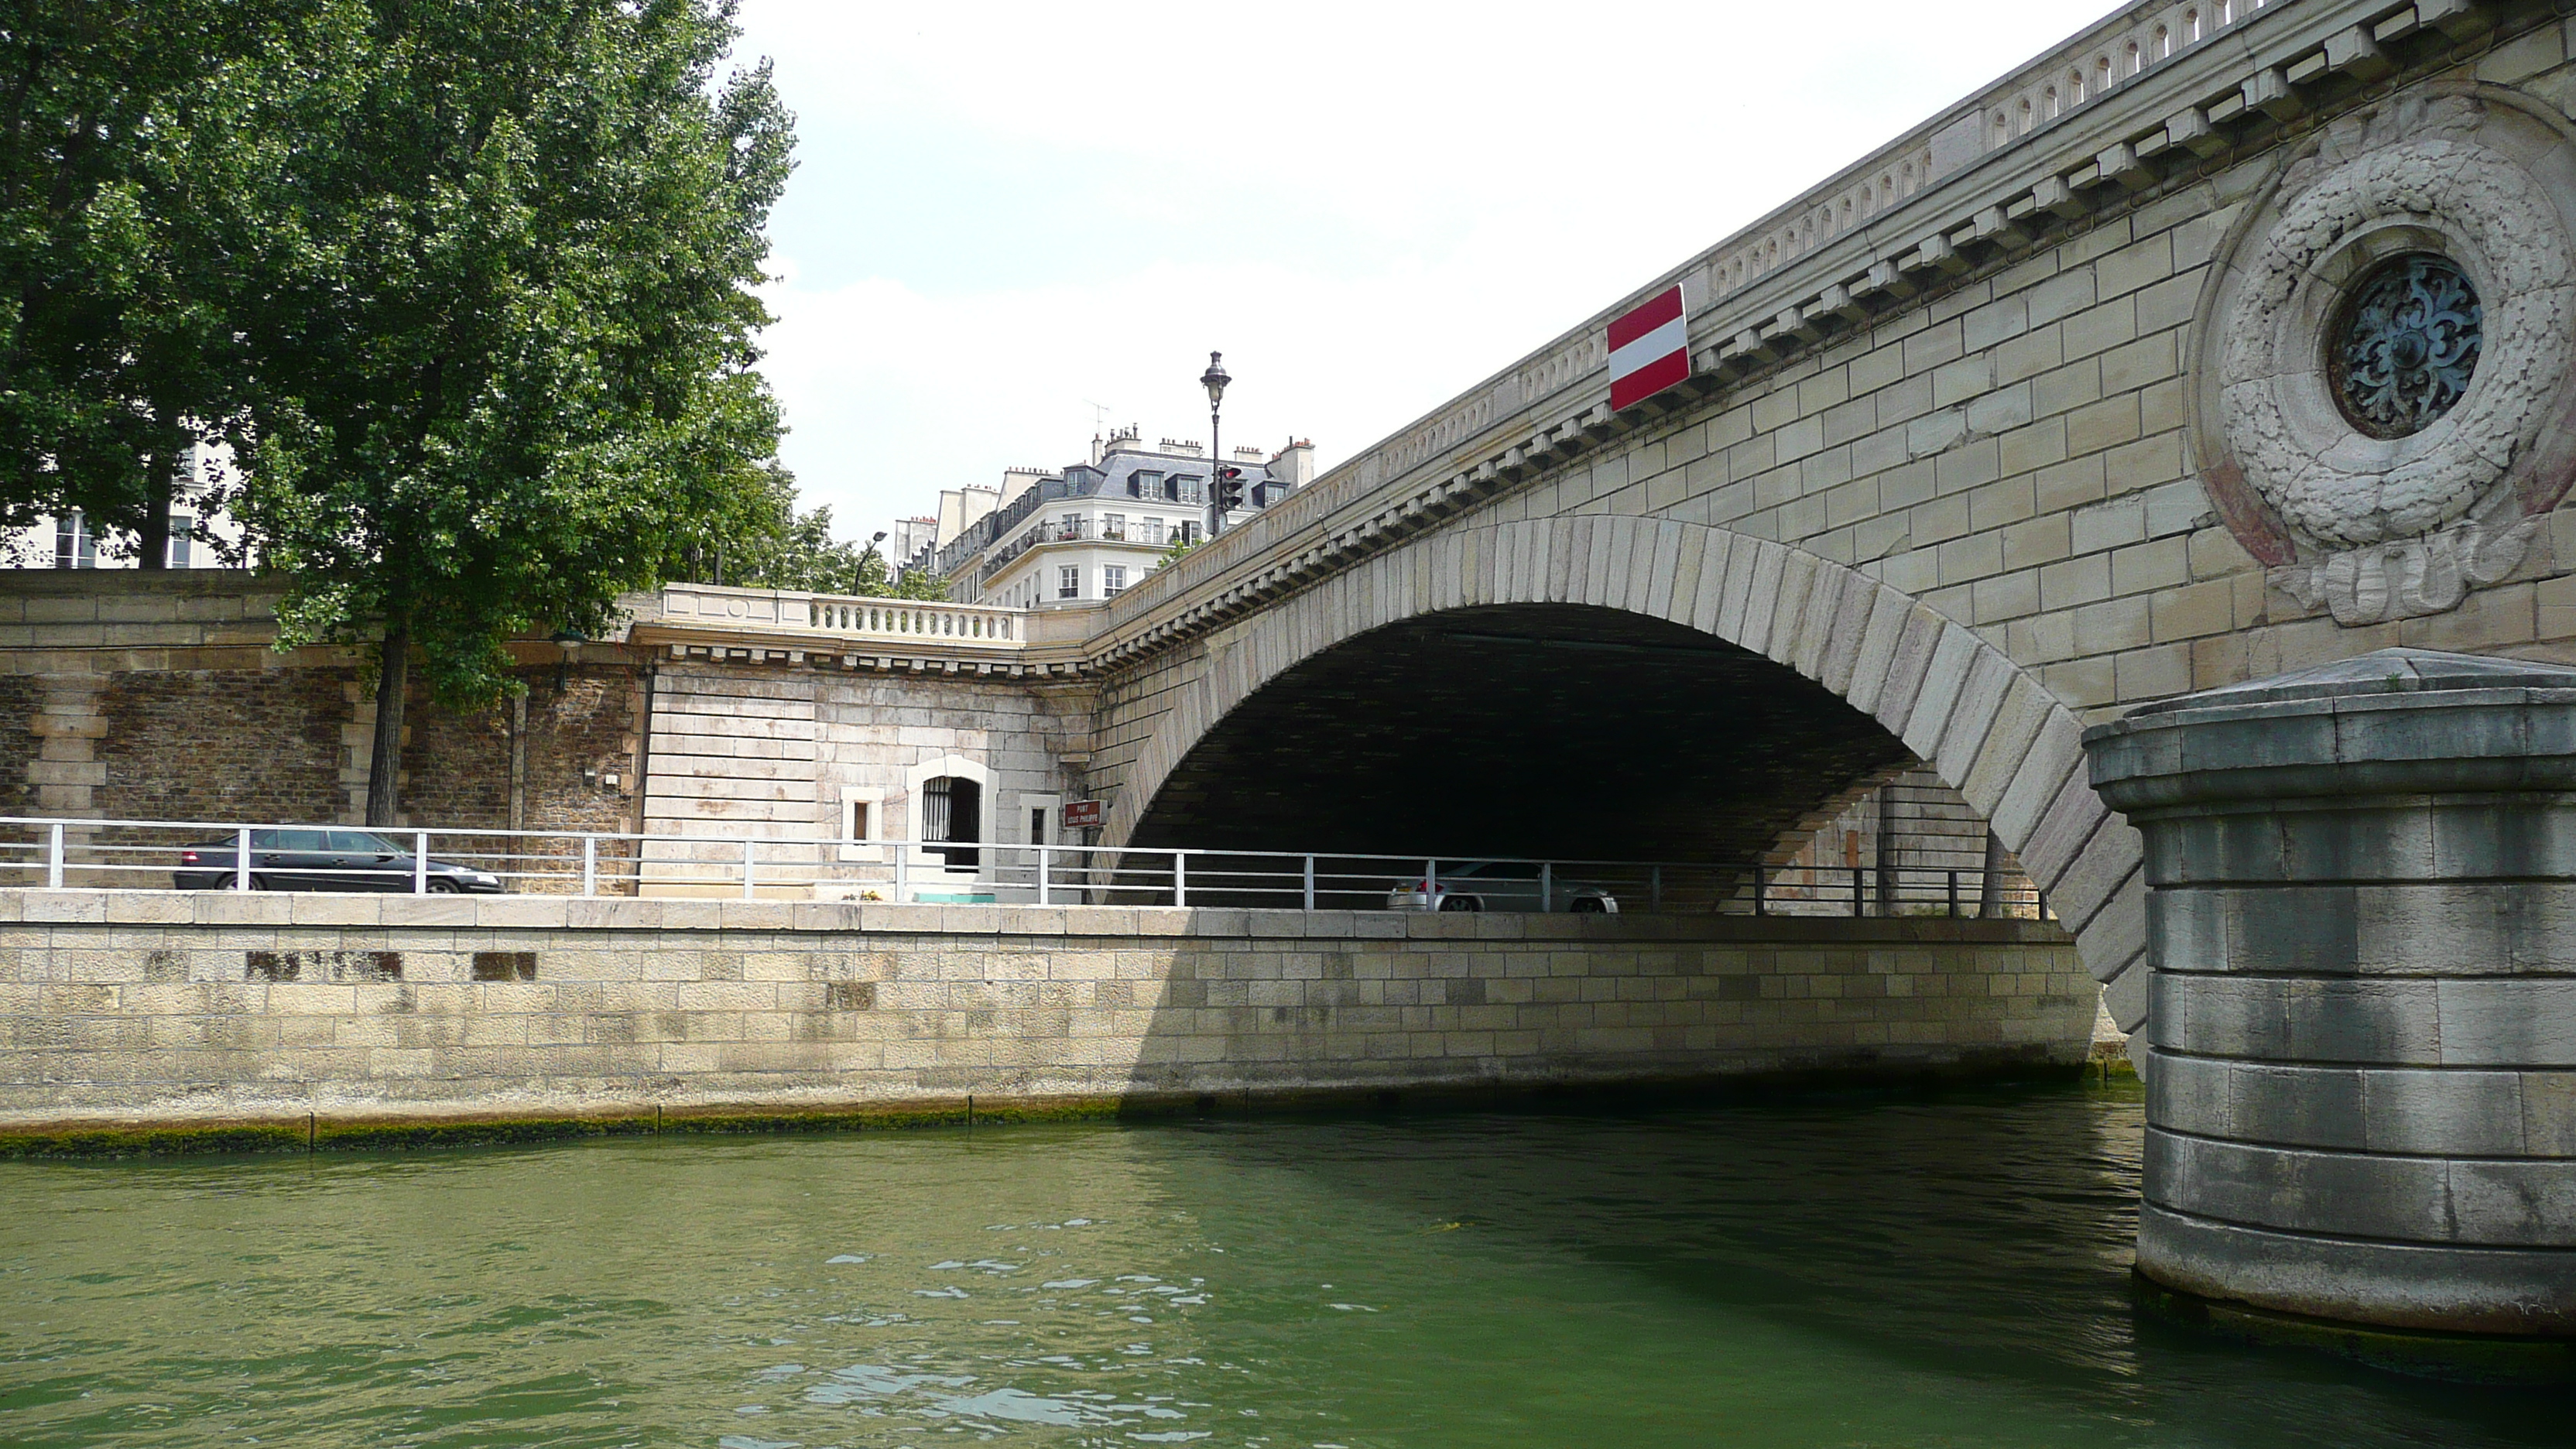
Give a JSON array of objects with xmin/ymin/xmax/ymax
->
[{"xmin": 910, "ymin": 428, "xmax": 1314, "ymax": 607}]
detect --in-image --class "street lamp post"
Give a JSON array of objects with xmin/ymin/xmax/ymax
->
[
  {"xmin": 855, "ymin": 529, "xmax": 888, "ymax": 593},
  {"xmin": 1201, "ymin": 351, "xmax": 1230, "ymax": 540}
]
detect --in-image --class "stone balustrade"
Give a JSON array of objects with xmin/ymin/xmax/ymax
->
[
  {"xmin": 1089, "ymin": 0, "xmax": 2501, "ymax": 674},
  {"xmin": 653, "ymin": 583, "xmax": 1029, "ymax": 648}
]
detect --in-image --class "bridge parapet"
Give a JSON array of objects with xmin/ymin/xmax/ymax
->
[
  {"xmin": 1088, "ymin": 0, "xmax": 2517, "ymax": 671},
  {"xmin": 632, "ymin": 581, "xmax": 1096, "ymax": 677}
]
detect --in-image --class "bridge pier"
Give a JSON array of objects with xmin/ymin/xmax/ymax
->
[{"xmin": 2088, "ymin": 648, "xmax": 2576, "ymax": 1338}]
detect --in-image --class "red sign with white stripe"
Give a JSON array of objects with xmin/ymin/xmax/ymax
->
[{"xmin": 1607, "ymin": 283, "xmax": 1690, "ymax": 412}]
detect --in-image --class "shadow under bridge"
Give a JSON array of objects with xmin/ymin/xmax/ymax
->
[{"xmin": 1125, "ymin": 603, "xmax": 1939, "ymax": 911}]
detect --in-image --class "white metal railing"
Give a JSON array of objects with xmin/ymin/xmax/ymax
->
[
  {"xmin": 0, "ymin": 816, "xmax": 2050, "ymax": 919},
  {"xmin": 654, "ymin": 583, "xmax": 1027, "ymax": 647}
]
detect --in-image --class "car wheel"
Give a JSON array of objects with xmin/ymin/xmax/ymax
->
[
  {"xmin": 1569, "ymin": 897, "xmax": 1606, "ymax": 914},
  {"xmin": 246, "ymin": 874, "xmax": 272, "ymax": 892},
  {"xmin": 1438, "ymin": 896, "xmax": 1481, "ymax": 913},
  {"xmin": 427, "ymin": 877, "xmax": 461, "ymax": 894}
]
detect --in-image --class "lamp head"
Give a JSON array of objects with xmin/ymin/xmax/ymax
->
[{"xmin": 1201, "ymin": 351, "xmax": 1230, "ymax": 408}]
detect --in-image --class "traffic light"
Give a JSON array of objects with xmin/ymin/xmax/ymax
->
[{"xmin": 1211, "ymin": 466, "xmax": 1245, "ymax": 513}]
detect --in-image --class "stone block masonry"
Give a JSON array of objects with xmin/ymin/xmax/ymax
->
[
  {"xmin": 2089, "ymin": 648, "xmax": 2576, "ymax": 1337},
  {"xmin": 0, "ymin": 891, "xmax": 2089, "ymax": 1139}
]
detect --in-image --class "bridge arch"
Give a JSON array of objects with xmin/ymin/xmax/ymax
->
[{"xmin": 1106, "ymin": 514, "xmax": 2149, "ymax": 1030}]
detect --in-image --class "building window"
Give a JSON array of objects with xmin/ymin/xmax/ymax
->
[
  {"xmin": 168, "ymin": 515, "xmax": 193, "ymax": 567},
  {"xmin": 1141, "ymin": 517, "xmax": 1165, "ymax": 546},
  {"xmin": 838, "ymin": 790, "xmax": 887, "ymax": 861},
  {"xmin": 1058, "ymin": 565, "xmax": 1080, "ymax": 599},
  {"xmin": 53, "ymin": 511, "xmax": 94, "ymax": 569},
  {"xmin": 1103, "ymin": 565, "xmax": 1126, "ymax": 595},
  {"xmin": 1131, "ymin": 471, "xmax": 1159, "ymax": 499},
  {"xmin": 1176, "ymin": 475, "xmax": 1200, "ymax": 503},
  {"xmin": 1102, "ymin": 513, "xmax": 1125, "ymax": 540},
  {"xmin": 922, "ymin": 776, "xmax": 980, "ymax": 869}
]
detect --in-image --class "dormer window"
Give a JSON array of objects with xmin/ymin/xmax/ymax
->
[{"xmin": 1131, "ymin": 470, "xmax": 1160, "ymax": 499}]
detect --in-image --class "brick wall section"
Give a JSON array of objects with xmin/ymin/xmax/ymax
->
[
  {"xmin": 394, "ymin": 666, "xmax": 637, "ymax": 835},
  {"xmin": 94, "ymin": 667, "xmax": 352, "ymax": 825},
  {"xmin": 399, "ymin": 680, "xmax": 509, "ymax": 829},
  {"xmin": 0, "ymin": 576, "xmax": 656, "ymax": 843},
  {"xmin": 519, "ymin": 666, "xmax": 639, "ymax": 834},
  {"xmin": 0, "ymin": 675, "xmax": 40, "ymax": 819},
  {"xmin": 0, "ymin": 891, "xmax": 2091, "ymax": 1125}
]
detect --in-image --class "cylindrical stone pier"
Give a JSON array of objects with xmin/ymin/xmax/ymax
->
[{"xmin": 2085, "ymin": 646, "xmax": 2576, "ymax": 1337}]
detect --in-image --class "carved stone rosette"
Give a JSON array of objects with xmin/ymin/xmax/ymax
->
[{"xmin": 2193, "ymin": 90, "xmax": 2576, "ymax": 626}]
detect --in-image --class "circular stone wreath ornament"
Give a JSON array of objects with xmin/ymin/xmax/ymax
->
[{"xmin": 2198, "ymin": 92, "xmax": 2576, "ymax": 625}]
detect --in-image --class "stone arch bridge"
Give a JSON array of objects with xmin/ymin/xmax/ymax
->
[
  {"xmin": 1047, "ymin": 0, "xmax": 2576, "ymax": 1048},
  {"xmin": 9, "ymin": 0, "xmax": 2576, "ymax": 1336},
  {"xmin": 223, "ymin": 0, "xmax": 2567, "ymax": 1060}
]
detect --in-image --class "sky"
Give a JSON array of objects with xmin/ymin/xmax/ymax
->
[{"xmin": 729, "ymin": 0, "xmax": 2108, "ymax": 545}]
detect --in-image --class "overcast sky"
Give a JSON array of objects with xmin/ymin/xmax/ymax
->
[{"xmin": 730, "ymin": 0, "xmax": 2106, "ymax": 543}]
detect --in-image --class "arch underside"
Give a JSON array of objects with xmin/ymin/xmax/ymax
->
[
  {"xmin": 1107, "ymin": 515, "xmax": 2148, "ymax": 1036},
  {"xmin": 1130, "ymin": 603, "xmax": 1912, "ymax": 866}
]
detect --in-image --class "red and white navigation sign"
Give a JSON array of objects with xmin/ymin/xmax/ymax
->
[{"xmin": 1607, "ymin": 283, "xmax": 1690, "ymax": 412}]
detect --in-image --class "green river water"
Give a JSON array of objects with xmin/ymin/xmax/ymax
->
[{"xmin": 0, "ymin": 1081, "xmax": 2561, "ymax": 1448}]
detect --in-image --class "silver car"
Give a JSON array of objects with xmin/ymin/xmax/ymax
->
[{"xmin": 1387, "ymin": 860, "xmax": 1619, "ymax": 913}]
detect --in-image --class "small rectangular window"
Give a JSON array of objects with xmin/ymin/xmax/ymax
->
[
  {"xmin": 169, "ymin": 514, "xmax": 194, "ymax": 567},
  {"xmin": 55, "ymin": 511, "xmax": 94, "ymax": 569},
  {"xmin": 1142, "ymin": 517, "xmax": 1164, "ymax": 545},
  {"xmin": 838, "ymin": 789, "xmax": 886, "ymax": 862},
  {"xmin": 1102, "ymin": 513, "xmax": 1125, "ymax": 540},
  {"xmin": 1103, "ymin": 565, "xmax": 1126, "ymax": 595},
  {"xmin": 1176, "ymin": 475, "xmax": 1200, "ymax": 503},
  {"xmin": 1132, "ymin": 471, "xmax": 1160, "ymax": 499},
  {"xmin": 1058, "ymin": 564, "xmax": 1080, "ymax": 599}
]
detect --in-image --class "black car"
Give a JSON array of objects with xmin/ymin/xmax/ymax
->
[{"xmin": 175, "ymin": 829, "xmax": 506, "ymax": 892}]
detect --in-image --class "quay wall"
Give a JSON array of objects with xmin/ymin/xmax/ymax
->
[{"xmin": 0, "ymin": 892, "xmax": 2089, "ymax": 1139}]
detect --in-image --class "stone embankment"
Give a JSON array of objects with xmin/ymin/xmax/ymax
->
[{"xmin": 0, "ymin": 891, "xmax": 2089, "ymax": 1152}]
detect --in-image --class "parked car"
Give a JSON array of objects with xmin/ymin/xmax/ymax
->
[
  {"xmin": 1387, "ymin": 860, "xmax": 1618, "ymax": 913},
  {"xmin": 174, "ymin": 829, "xmax": 506, "ymax": 893}
]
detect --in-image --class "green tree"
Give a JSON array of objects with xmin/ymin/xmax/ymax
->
[
  {"xmin": 0, "ymin": 1, "xmax": 284, "ymax": 566},
  {"xmin": 224, "ymin": 0, "xmax": 796, "ymax": 825},
  {"xmin": 692, "ymin": 472, "xmax": 950, "ymax": 600},
  {"xmin": 869, "ymin": 557, "xmax": 952, "ymax": 601}
]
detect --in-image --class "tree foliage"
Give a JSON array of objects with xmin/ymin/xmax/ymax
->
[
  {"xmin": 231, "ymin": 0, "xmax": 794, "ymax": 679},
  {"xmin": 190, "ymin": 0, "xmax": 799, "ymax": 820},
  {"xmin": 0, "ymin": 1, "xmax": 281, "ymax": 563},
  {"xmin": 712, "ymin": 473, "xmax": 947, "ymax": 599},
  {"xmin": 0, "ymin": 2, "xmax": 932, "ymax": 822}
]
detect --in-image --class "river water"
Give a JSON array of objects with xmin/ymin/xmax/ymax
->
[{"xmin": 0, "ymin": 1082, "xmax": 2560, "ymax": 1448}]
